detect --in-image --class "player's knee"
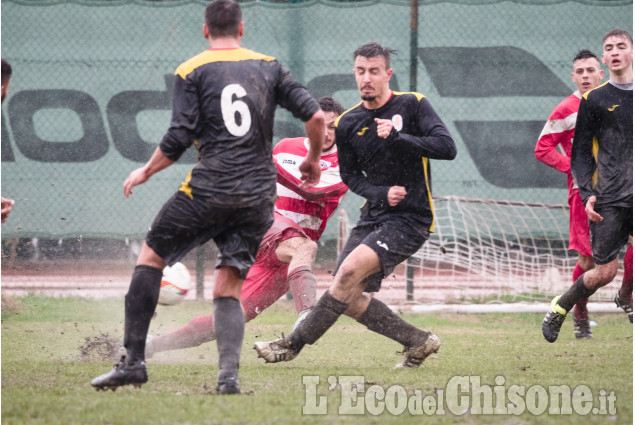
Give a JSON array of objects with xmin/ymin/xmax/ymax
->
[{"xmin": 296, "ymin": 238, "xmax": 318, "ymax": 260}]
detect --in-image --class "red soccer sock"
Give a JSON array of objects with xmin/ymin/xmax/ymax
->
[
  {"xmin": 620, "ymin": 245, "xmax": 633, "ymax": 301},
  {"xmin": 572, "ymin": 262, "xmax": 589, "ymax": 320},
  {"xmin": 288, "ymin": 266, "xmax": 317, "ymax": 313},
  {"xmin": 150, "ymin": 314, "xmax": 215, "ymax": 354}
]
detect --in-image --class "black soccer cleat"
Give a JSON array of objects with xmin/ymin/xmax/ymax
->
[
  {"xmin": 217, "ymin": 375, "xmax": 241, "ymax": 395},
  {"xmin": 614, "ymin": 291, "xmax": 633, "ymax": 323},
  {"xmin": 542, "ymin": 296, "xmax": 567, "ymax": 343},
  {"xmin": 91, "ymin": 355, "xmax": 148, "ymax": 391},
  {"xmin": 573, "ymin": 317, "xmax": 593, "ymax": 339}
]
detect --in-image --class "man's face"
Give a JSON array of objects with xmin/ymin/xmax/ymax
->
[
  {"xmin": 602, "ymin": 35, "xmax": 633, "ymax": 73},
  {"xmin": 354, "ymin": 55, "xmax": 392, "ymax": 101},
  {"xmin": 322, "ymin": 111, "xmax": 339, "ymax": 151},
  {"xmin": 571, "ymin": 57, "xmax": 603, "ymax": 95}
]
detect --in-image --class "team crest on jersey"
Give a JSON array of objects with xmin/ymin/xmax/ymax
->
[
  {"xmin": 319, "ymin": 159, "xmax": 331, "ymax": 170},
  {"xmin": 391, "ymin": 114, "xmax": 403, "ymax": 131}
]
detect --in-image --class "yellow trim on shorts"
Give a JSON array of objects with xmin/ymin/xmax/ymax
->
[{"xmin": 422, "ymin": 157, "xmax": 435, "ymax": 233}]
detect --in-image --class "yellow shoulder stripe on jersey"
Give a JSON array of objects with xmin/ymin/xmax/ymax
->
[
  {"xmin": 591, "ymin": 136, "xmax": 599, "ymax": 188},
  {"xmin": 175, "ymin": 48, "xmax": 276, "ymax": 79},
  {"xmin": 422, "ymin": 157, "xmax": 435, "ymax": 233},
  {"xmin": 392, "ymin": 91, "xmax": 426, "ymax": 101},
  {"xmin": 335, "ymin": 101, "xmax": 363, "ymax": 127},
  {"xmin": 582, "ymin": 80, "xmax": 609, "ymax": 100},
  {"xmin": 179, "ymin": 169, "xmax": 194, "ymax": 199}
]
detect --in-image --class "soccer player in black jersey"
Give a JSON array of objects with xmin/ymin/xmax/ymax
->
[
  {"xmin": 543, "ymin": 29, "xmax": 633, "ymax": 342},
  {"xmin": 255, "ymin": 42, "xmax": 457, "ymax": 368},
  {"xmin": 91, "ymin": 0, "xmax": 325, "ymax": 394}
]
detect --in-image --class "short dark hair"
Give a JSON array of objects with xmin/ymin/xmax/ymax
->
[
  {"xmin": 1, "ymin": 59, "xmax": 12, "ymax": 86},
  {"xmin": 573, "ymin": 49, "xmax": 598, "ymax": 63},
  {"xmin": 602, "ymin": 28, "xmax": 633, "ymax": 46},
  {"xmin": 205, "ymin": 0, "xmax": 242, "ymax": 38},
  {"xmin": 318, "ymin": 96, "xmax": 344, "ymax": 116},
  {"xmin": 353, "ymin": 42, "xmax": 396, "ymax": 70}
]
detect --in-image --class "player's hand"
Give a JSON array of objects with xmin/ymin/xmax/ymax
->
[
  {"xmin": 374, "ymin": 118, "xmax": 393, "ymax": 139},
  {"xmin": 1, "ymin": 197, "xmax": 15, "ymax": 223},
  {"xmin": 123, "ymin": 167, "xmax": 150, "ymax": 198},
  {"xmin": 585, "ymin": 196, "xmax": 603, "ymax": 222},
  {"xmin": 298, "ymin": 158, "xmax": 321, "ymax": 189},
  {"xmin": 387, "ymin": 186, "xmax": 407, "ymax": 206}
]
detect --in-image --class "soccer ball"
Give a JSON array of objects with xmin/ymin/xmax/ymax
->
[{"xmin": 158, "ymin": 262, "xmax": 192, "ymax": 306}]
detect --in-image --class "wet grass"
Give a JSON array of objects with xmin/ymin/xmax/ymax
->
[{"xmin": 2, "ymin": 296, "xmax": 632, "ymax": 424}]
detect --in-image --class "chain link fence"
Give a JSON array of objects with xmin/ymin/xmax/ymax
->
[{"xmin": 1, "ymin": 0, "xmax": 632, "ymax": 273}]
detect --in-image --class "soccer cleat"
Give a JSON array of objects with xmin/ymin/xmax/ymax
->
[
  {"xmin": 91, "ymin": 355, "xmax": 148, "ymax": 391},
  {"xmin": 217, "ymin": 375, "xmax": 241, "ymax": 395},
  {"xmin": 614, "ymin": 291, "xmax": 633, "ymax": 323},
  {"xmin": 253, "ymin": 333, "xmax": 299, "ymax": 363},
  {"xmin": 573, "ymin": 317, "xmax": 593, "ymax": 339},
  {"xmin": 393, "ymin": 333, "xmax": 441, "ymax": 369},
  {"xmin": 542, "ymin": 296, "xmax": 568, "ymax": 343}
]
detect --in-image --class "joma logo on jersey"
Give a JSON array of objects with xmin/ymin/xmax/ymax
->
[
  {"xmin": 282, "ymin": 159, "xmax": 296, "ymax": 165},
  {"xmin": 356, "ymin": 127, "xmax": 369, "ymax": 136},
  {"xmin": 608, "ymin": 104, "xmax": 619, "ymax": 111}
]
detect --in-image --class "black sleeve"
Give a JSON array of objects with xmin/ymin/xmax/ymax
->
[
  {"xmin": 571, "ymin": 96, "xmax": 596, "ymax": 204},
  {"xmin": 159, "ymin": 73, "xmax": 198, "ymax": 161},
  {"xmin": 275, "ymin": 64, "xmax": 320, "ymax": 122},
  {"xmin": 388, "ymin": 97, "xmax": 457, "ymax": 160}
]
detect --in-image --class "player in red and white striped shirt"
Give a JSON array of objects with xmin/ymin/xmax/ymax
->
[
  {"xmin": 145, "ymin": 97, "xmax": 347, "ymax": 356},
  {"xmin": 536, "ymin": 49, "xmax": 632, "ymax": 337}
]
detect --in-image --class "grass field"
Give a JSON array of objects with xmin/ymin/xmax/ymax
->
[{"xmin": 1, "ymin": 295, "xmax": 632, "ymax": 425}]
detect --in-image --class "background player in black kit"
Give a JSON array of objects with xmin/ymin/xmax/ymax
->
[
  {"xmin": 255, "ymin": 42, "xmax": 457, "ymax": 368},
  {"xmin": 91, "ymin": 0, "xmax": 325, "ymax": 394},
  {"xmin": 543, "ymin": 28, "xmax": 633, "ymax": 342}
]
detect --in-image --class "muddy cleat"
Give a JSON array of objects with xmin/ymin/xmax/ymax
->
[
  {"xmin": 614, "ymin": 291, "xmax": 633, "ymax": 323},
  {"xmin": 253, "ymin": 334, "xmax": 299, "ymax": 363},
  {"xmin": 573, "ymin": 317, "xmax": 593, "ymax": 339},
  {"xmin": 217, "ymin": 375, "xmax": 241, "ymax": 395},
  {"xmin": 91, "ymin": 355, "xmax": 148, "ymax": 391},
  {"xmin": 542, "ymin": 296, "xmax": 568, "ymax": 343},
  {"xmin": 394, "ymin": 333, "xmax": 441, "ymax": 369}
]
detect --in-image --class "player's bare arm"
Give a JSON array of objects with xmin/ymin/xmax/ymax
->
[
  {"xmin": 584, "ymin": 195, "xmax": 603, "ymax": 222},
  {"xmin": 374, "ymin": 117, "xmax": 393, "ymax": 139},
  {"xmin": 299, "ymin": 110, "xmax": 325, "ymax": 189},
  {"xmin": 123, "ymin": 147, "xmax": 175, "ymax": 198},
  {"xmin": 1, "ymin": 197, "xmax": 15, "ymax": 223}
]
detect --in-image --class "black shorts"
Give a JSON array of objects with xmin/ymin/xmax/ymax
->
[
  {"xmin": 589, "ymin": 205, "xmax": 633, "ymax": 265},
  {"xmin": 334, "ymin": 218, "xmax": 429, "ymax": 292},
  {"xmin": 146, "ymin": 191, "xmax": 274, "ymax": 279}
]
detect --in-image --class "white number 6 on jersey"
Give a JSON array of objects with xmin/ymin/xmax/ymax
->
[{"xmin": 221, "ymin": 84, "xmax": 252, "ymax": 137}]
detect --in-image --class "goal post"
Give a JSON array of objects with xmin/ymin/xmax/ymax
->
[{"xmin": 337, "ymin": 196, "xmax": 625, "ymax": 306}]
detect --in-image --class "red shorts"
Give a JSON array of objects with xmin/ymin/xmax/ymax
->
[
  {"xmin": 568, "ymin": 189, "xmax": 592, "ymax": 257},
  {"xmin": 240, "ymin": 213, "xmax": 308, "ymax": 321}
]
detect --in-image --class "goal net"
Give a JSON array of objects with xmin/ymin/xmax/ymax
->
[{"xmin": 337, "ymin": 196, "xmax": 626, "ymax": 306}]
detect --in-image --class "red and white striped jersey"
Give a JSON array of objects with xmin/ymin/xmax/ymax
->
[
  {"xmin": 535, "ymin": 91, "xmax": 581, "ymax": 192},
  {"xmin": 273, "ymin": 137, "xmax": 348, "ymax": 241}
]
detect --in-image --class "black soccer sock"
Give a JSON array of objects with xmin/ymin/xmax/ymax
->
[
  {"xmin": 123, "ymin": 265, "xmax": 163, "ymax": 364},
  {"xmin": 289, "ymin": 291, "xmax": 348, "ymax": 350},
  {"xmin": 557, "ymin": 275, "xmax": 597, "ymax": 313},
  {"xmin": 357, "ymin": 298, "xmax": 431, "ymax": 348},
  {"xmin": 214, "ymin": 296, "xmax": 244, "ymax": 380}
]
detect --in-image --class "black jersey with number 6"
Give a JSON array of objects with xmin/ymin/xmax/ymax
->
[{"xmin": 159, "ymin": 47, "xmax": 320, "ymax": 207}]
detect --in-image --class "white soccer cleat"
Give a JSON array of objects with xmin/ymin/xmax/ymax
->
[
  {"xmin": 394, "ymin": 333, "xmax": 441, "ymax": 369},
  {"xmin": 253, "ymin": 334, "xmax": 299, "ymax": 363}
]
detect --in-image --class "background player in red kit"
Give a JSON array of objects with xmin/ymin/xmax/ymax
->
[{"xmin": 145, "ymin": 97, "xmax": 347, "ymax": 356}]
